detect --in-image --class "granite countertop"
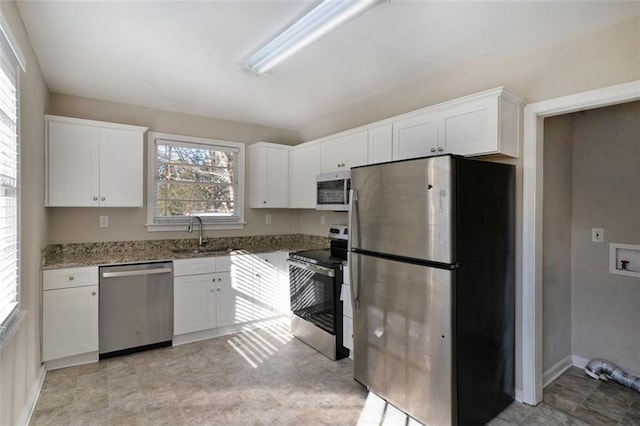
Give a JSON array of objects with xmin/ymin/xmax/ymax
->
[{"xmin": 42, "ymin": 234, "xmax": 330, "ymax": 269}]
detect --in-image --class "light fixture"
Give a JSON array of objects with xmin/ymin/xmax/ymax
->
[{"xmin": 241, "ymin": 0, "xmax": 388, "ymax": 75}]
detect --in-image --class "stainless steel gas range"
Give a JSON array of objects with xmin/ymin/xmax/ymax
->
[{"xmin": 287, "ymin": 225, "xmax": 349, "ymax": 360}]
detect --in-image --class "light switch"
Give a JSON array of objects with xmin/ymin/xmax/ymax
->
[
  {"xmin": 591, "ymin": 228, "xmax": 604, "ymax": 243},
  {"xmin": 100, "ymin": 215, "xmax": 109, "ymax": 228}
]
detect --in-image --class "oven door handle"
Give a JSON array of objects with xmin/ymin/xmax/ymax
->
[{"xmin": 287, "ymin": 259, "xmax": 335, "ymax": 277}]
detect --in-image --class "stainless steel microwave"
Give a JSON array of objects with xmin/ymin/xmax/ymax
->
[{"xmin": 316, "ymin": 171, "xmax": 350, "ymax": 211}]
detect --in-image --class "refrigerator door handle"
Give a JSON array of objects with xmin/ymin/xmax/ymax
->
[
  {"xmin": 348, "ymin": 189, "xmax": 358, "ymax": 252},
  {"xmin": 350, "ymin": 253, "xmax": 360, "ymax": 311}
]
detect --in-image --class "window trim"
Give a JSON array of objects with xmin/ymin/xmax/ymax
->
[
  {"xmin": 0, "ymin": 10, "xmax": 25, "ymax": 351},
  {"xmin": 145, "ymin": 131, "xmax": 246, "ymax": 232}
]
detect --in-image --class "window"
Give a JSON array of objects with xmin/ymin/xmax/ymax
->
[
  {"xmin": 0, "ymin": 13, "xmax": 25, "ymax": 348},
  {"xmin": 146, "ymin": 131, "xmax": 245, "ymax": 231}
]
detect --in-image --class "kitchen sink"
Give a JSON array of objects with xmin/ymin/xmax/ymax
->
[{"xmin": 171, "ymin": 246, "xmax": 240, "ymax": 255}]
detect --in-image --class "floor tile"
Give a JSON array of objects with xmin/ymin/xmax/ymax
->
[{"xmin": 30, "ymin": 320, "xmax": 639, "ymax": 426}]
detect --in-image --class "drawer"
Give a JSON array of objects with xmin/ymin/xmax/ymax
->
[
  {"xmin": 340, "ymin": 284, "xmax": 353, "ymax": 319},
  {"xmin": 173, "ymin": 257, "xmax": 217, "ymax": 276},
  {"xmin": 43, "ymin": 266, "xmax": 99, "ymax": 291}
]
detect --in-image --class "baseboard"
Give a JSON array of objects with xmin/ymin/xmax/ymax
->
[
  {"xmin": 543, "ymin": 354, "xmax": 573, "ymax": 387},
  {"xmin": 571, "ymin": 354, "xmax": 590, "ymax": 369},
  {"xmin": 17, "ymin": 364, "xmax": 45, "ymax": 426},
  {"xmin": 44, "ymin": 351, "xmax": 98, "ymax": 371},
  {"xmin": 514, "ymin": 388, "xmax": 523, "ymax": 403},
  {"xmin": 173, "ymin": 315, "xmax": 289, "ymax": 346}
]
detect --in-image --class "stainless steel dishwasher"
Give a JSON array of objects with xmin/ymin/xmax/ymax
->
[{"xmin": 99, "ymin": 262, "xmax": 173, "ymax": 358}]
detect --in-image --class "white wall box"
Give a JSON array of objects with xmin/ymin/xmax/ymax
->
[
  {"xmin": 319, "ymin": 130, "xmax": 368, "ymax": 173},
  {"xmin": 42, "ymin": 267, "xmax": 99, "ymax": 363},
  {"xmin": 289, "ymin": 142, "xmax": 321, "ymax": 209},
  {"xmin": 249, "ymin": 142, "xmax": 291, "ymax": 208},
  {"xmin": 609, "ymin": 243, "xmax": 640, "ymax": 278},
  {"xmin": 45, "ymin": 115, "xmax": 148, "ymax": 207}
]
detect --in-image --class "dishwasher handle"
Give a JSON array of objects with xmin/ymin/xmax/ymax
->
[{"xmin": 101, "ymin": 267, "xmax": 172, "ymax": 279}]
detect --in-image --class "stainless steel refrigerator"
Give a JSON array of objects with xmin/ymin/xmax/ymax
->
[{"xmin": 349, "ymin": 154, "xmax": 515, "ymax": 425}]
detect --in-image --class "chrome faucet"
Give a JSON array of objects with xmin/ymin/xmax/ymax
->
[{"xmin": 187, "ymin": 216, "xmax": 208, "ymax": 247}]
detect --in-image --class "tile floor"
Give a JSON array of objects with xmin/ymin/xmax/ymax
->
[{"xmin": 30, "ymin": 319, "xmax": 639, "ymax": 425}]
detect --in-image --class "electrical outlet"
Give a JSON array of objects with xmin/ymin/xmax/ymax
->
[
  {"xmin": 592, "ymin": 228, "xmax": 604, "ymax": 243},
  {"xmin": 99, "ymin": 215, "xmax": 109, "ymax": 228},
  {"xmin": 265, "ymin": 214, "xmax": 271, "ymax": 225},
  {"xmin": 321, "ymin": 216, "xmax": 326, "ymax": 226}
]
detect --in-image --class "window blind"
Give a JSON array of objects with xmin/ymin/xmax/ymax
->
[{"xmin": 0, "ymin": 27, "xmax": 20, "ymax": 342}]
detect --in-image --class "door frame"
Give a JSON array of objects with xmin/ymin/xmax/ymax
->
[{"xmin": 520, "ymin": 80, "xmax": 640, "ymax": 404}]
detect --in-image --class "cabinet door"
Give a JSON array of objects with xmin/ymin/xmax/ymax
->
[
  {"xmin": 47, "ymin": 121, "xmax": 100, "ymax": 207},
  {"xmin": 174, "ymin": 274, "xmax": 216, "ymax": 334},
  {"xmin": 289, "ymin": 143, "xmax": 321, "ymax": 208},
  {"xmin": 99, "ymin": 128, "xmax": 144, "ymax": 207},
  {"xmin": 42, "ymin": 285, "xmax": 99, "ymax": 361},
  {"xmin": 342, "ymin": 131, "xmax": 368, "ymax": 168},
  {"xmin": 230, "ymin": 254, "xmax": 257, "ymax": 323},
  {"xmin": 253, "ymin": 253, "xmax": 279, "ymax": 320},
  {"xmin": 368, "ymin": 124, "xmax": 393, "ymax": 165},
  {"xmin": 392, "ymin": 111, "xmax": 439, "ymax": 160},
  {"xmin": 214, "ymin": 272, "xmax": 237, "ymax": 328},
  {"xmin": 439, "ymin": 97, "xmax": 497, "ymax": 156},
  {"xmin": 250, "ymin": 145, "xmax": 289, "ymax": 208},
  {"xmin": 320, "ymin": 137, "xmax": 344, "ymax": 173}
]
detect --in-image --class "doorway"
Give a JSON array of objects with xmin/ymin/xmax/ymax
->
[{"xmin": 521, "ymin": 80, "xmax": 640, "ymax": 405}]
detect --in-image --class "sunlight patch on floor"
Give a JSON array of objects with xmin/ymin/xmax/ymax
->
[{"xmin": 357, "ymin": 391, "xmax": 423, "ymax": 426}]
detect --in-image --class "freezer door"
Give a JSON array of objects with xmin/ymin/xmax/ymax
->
[
  {"xmin": 350, "ymin": 155, "xmax": 454, "ymax": 264},
  {"xmin": 351, "ymin": 252, "xmax": 454, "ymax": 425}
]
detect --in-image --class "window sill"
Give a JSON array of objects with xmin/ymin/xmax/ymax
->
[
  {"xmin": 145, "ymin": 222, "xmax": 247, "ymax": 232},
  {"xmin": 0, "ymin": 310, "xmax": 27, "ymax": 352}
]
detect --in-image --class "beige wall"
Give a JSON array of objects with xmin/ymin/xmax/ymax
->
[
  {"xmin": 47, "ymin": 94, "xmax": 303, "ymax": 244},
  {"xmin": 570, "ymin": 102, "xmax": 640, "ymax": 375},
  {"xmin": 542, "ymin": 115, "xmax": 574, "ymax": 372},
  {"xmin": 0, "ymin": 2, "xmax": 49, "ymax": 425},
  {"xmin": 299, "ymin": 17, "xmax": 640, "ymax": 141}
]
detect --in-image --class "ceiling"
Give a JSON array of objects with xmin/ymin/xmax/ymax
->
[{"xmin": 15, "ymin": 1, "xmax": 639, "ymax": 132}]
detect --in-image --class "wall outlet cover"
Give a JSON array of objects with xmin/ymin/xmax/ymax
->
[
  {"xmin": 99, "ymin": 215, "xmax": 109, "ymax": 228},
  {"xmin": 591, "ymin": 228, "xmax": 604, "ymax": 243}
]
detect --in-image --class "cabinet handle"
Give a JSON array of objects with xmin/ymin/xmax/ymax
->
[
  {"xmin": 93, "ymin": 196, "xmax": 98, "ymax": 201},
  {"xmin": 68, "ymin": 276, "xmax": 74, "ymax": 281},
  {"xmin": 216, "ymin": 288, "xmax": 221, "ymax": 291},
  {"xmin": 430, "ymin": 148, "xmax": 436, "ymax": 153},
  {"xmin": 101, "ymin": 197, "xmax": 106, "ymax": 201},
  {"xmin": 437, "ymin": 147, "xmax": 443, "ymax": 152},
  {"xmin": 91, "ymin": 291, "xmax": 96, "ymax": 296},
  {"xmin": 218, "ymin": 278, "xmax": 222, "ymax": 282}
]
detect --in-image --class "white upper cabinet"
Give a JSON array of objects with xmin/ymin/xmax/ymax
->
[
  {"xmin": 45, "ymin": 115, "xmax": 147, "ymax": 207},
  {"xmin": 392, "ymin": 110, "xmax": 440, "ymax": 160},
  {"xmin": 289, "ymin": 142, "xmax": 321, "ymax": 209},
  {"xmin": 249, "ymin": 142, "xmax": 290, "ymax": 208},
  {"xmin": 392, "ymin": 87, "xmax": 522, "ymax": 159},
  {"xmin": 320, "ymin": 130, "xmax": 368, "ymax": 173},
  {"xmin": 367, "ymin": 124, "xmax": 393, "ymax": 165},
  {"xmin": 438, "ymin": 90, "xmax": 520, "ymax": 157}
]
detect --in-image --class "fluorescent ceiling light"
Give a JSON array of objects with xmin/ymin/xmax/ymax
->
[{"xmin": 241, "ymin": 0, "xmax": 387, "ymax": 75}]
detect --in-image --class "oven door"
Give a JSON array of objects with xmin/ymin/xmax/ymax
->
[{"xmin": 288, "ymin": 259, "xmax": 337, "ymax": 334}]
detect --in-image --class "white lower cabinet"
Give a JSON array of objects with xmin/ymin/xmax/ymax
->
[
  {"xmin": 174, "ymin": 257, "xmax": 233, "ymax": 335},
  {"xmin": 230, "ymin": 252, "xmax": 281, "ymax": 322},
  {"xmin": 175, "ymin": 252, "xmax": 285, "ymax": 337},
  {"xmin": 174, "ymin": 272, "xmax": 232, "ymax": 334},
  {"xmin": 42, "ymin": 267, "xmax": 99, "ymax": 362}
]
